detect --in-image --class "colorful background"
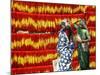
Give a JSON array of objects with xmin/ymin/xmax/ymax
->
[{"xmin": 11, "ymin": 1, "xmax": 96, "ymax": 74}]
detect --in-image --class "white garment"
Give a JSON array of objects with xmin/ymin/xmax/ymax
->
[{"xmin": 52, "ymin": 58, "xmax": 60, "ymax": 72}]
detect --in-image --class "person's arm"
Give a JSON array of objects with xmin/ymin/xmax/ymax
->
[
  {"xmin": 76, "ymin": 34, "xmax": 82, "ymax": 43},
  {"xmin": 82, "ymin": 40, "xmax": 89, "ymax": 43}
]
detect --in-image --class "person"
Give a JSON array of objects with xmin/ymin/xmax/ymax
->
[
  {"xmin": 74, "ymin": 19, "xmax": 91, "ymax": 70},
  {"xmin": 55, "ymin": 19, "xmax": 74, "ymax": 71}
]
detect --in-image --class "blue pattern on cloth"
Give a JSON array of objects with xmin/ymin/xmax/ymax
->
[{"xmin": 57, "ymin": 29, "xmax": 74, "ymax": 71}]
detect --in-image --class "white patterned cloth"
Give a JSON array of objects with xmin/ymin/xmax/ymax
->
[{"xmin": 55, "ymin": 29, "xmax": 74, "ymax": 71}]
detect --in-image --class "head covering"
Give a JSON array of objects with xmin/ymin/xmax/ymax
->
[
  {"xmin": 79, "ymin": 19, "xmax": 87, "ymax": 29},
  {"xmin": 60, "ymin": 21, "xmax": 66, "ymax": 26},
  {"xmin": 60, "ymin": 19, "xmax": 70, "ymax": 26}
]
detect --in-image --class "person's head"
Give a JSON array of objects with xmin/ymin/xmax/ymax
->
[
  {"xmin": 79, "ymin": 19, "xmax": 87, "ymax": 29},
  {"xmin": 60, "ymin": 19, "xmax": 70, "ymax": 30}
]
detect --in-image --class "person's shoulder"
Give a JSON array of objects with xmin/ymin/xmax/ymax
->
[
  {"xmin": 59, "ymin": 29, "xmax": 64, "ymax": 33},
  {"xmin": 59, "ymin": 29, "xmax": 63, "ymax": 32},
  {"xmin": 58, "ymin": 29, "xmax": 65, "ymax": 37}
]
